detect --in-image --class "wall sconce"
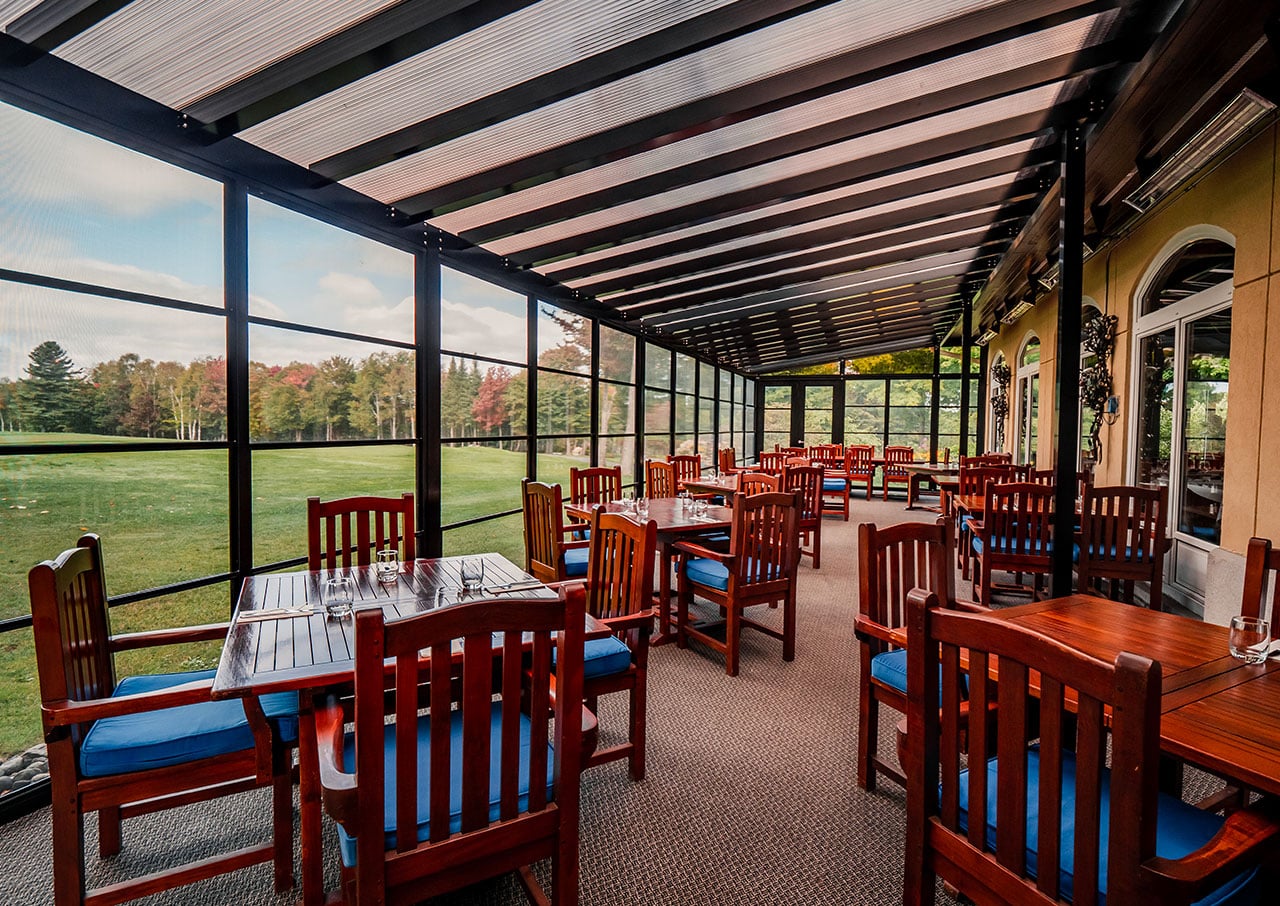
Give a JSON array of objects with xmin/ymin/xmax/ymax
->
[{"xmin": 1102, "ymin": 395, "xmax": 1120, "ymax": 426}]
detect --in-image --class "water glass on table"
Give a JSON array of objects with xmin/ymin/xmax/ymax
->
[
  {"xmin": 636, "ymin": 496, "xmax": 649, "ymax": 520},
  {"xmin": 1228, "ymin": 615, "xmax": 1270, "ymax": 663},
  {"xmin": 322, "ymin": 576, "xmax": 356, "ymax": 619},
  {"xmin": 375, "ymin": 547, "xmax": 399, "ymax": 585},
  {"xmin": 459, "ymin": 558, "xmax": 485, "ymax": 594}
]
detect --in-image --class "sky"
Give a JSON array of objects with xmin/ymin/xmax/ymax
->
[{"xmin": 0, "ymin": 99, "xmax": 559, "ymax": 382}]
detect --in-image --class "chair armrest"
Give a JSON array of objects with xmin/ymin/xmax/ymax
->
[
  {"xmin": 313, "ymin": 694, "xmax": 359, "ymax": 826},
  {"xmin": 562, "ymin": 538, "xmax": 590, "ymax": 551},
  {"xmin": 672, "ymin": 540, "xmax": 733, "ymax": 562},
  {"xmin": 601, "ymin": 610, "xmax": 656, "ymax": 634},
  {"xmin": 953, "ymin": 598, "xmax": 989, "ymax": 613},
  {"xmin": 854, "ymin": 616, "xmax": 898, "ymax": 647},
  {"xmin": 109, "ymin": 622, "xmax": 230, "ymax": 651},
  {"xmin": 1142, "ymin": 801, "xmax": 1280, "ymax": 899},
  {"xmin": 42, "ymin": 677, "xmax": 218, "ymax": 728}
]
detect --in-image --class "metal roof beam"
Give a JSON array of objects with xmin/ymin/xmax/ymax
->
[{"xmin": 5, "ymin": 0, "xmax": 130, "ymax": 51}]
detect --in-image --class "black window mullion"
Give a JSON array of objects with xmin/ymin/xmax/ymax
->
[
  {"xmin": 590, "ymin": 318, "xmax": 600, "ymax": 466},
  {"xmin": 420, "ymin": 240, "xmax": 442, "ymax": 557},
  {"xmin": 224, "ymin": 181, "xmax": 251, "ymax": 616},
  {"xmin": 526, "ymin": 293, "xmax": 538, "ymax": 479},
  {"xmin": 832, "ymin": 380, "xmax": 846, "ymax": 446},
  {"xmin": 930, "ymin": 344, "xmax": 942, "ymax": 462}
]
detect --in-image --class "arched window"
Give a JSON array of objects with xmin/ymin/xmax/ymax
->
[
  {"xmin": 1016, "ymin": 335, "xmax": 1040, "ymax": 465},
  {"xmin": 1131, "ymin": 228, "xmax": 1234, "ymax": 612}
]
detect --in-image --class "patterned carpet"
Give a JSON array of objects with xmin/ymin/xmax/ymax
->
[{"xmin": 0, "ymin": 495, "xmax": 1209, "ymax": 905}]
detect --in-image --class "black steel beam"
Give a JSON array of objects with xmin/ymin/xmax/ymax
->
[
  {"xmin": 5, "ymin": 0, "xmax": 130, "ymax": 51},
  {"xmin": 313, "ymin": 0, "xmax": 838, "ymax": 179},
  {"xmin": 459, "ymin": 42, "xmax": 1118, "ymax": 244},
  {"xmin": 547, "ymin": 144, "xmax": 1058, "ymax": 284},
  {"xmin": 392, "ymin": 0, "xmax": 1116, "ymax": 218},
  {"xmin": 187, "ymin": 1, "xmax": 541, "ymax": 136},
  {"xmin": 583, "ymin": 188, "xmax": 1041, "ymax": 299},
  {"xmin": 224, "ymin": 182, "xmax": 251, "ymax": 612},
  {"xmin": 960, "ymin": 294, "xmax": 973, "ymax": 457},
  {"xmin": 508, "ymin": 107, "xmax": 1072, "ymax": 267}
]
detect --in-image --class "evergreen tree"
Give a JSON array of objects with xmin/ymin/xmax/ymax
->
[{"xmin": 19, "ymin": 340, "xmax": 87, "ymax": 432}]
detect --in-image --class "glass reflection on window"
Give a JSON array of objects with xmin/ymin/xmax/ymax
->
[
  {"xmin": 1136, "ymin": 330, "xmax": 1175, "ymax": 489},
  {"xmin": 1180, "ymin": 310, "xmax": 1229, "ymax": 543}
]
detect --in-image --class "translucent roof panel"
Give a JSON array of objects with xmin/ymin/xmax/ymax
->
[
  {"xmin": 485, "ymin": 79, "xmax": 1080, "ymax": 259},
  {"xmin": 434, "ymin": 10, "xmax": 1115, "ymax": 237},
  {"xmin": 57, "ymin": 1, "xmax": 401, "ymax": 109},
  {"xmin": 325, "ymin": 0, "xmax": 1005, "ymax": 201},
  {"xmin": 0, "ymin": 0, "xmax": 41, "ymax": 29}
]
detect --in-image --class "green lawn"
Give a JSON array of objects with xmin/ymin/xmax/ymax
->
[{"xmin": 0, "ymin": 435, "xmax": 589, "ymax": 757}]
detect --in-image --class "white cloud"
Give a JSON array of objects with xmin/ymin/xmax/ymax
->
[{"xmin": 440, "ymin": 298, "xmax": 526, "ymax": 364}]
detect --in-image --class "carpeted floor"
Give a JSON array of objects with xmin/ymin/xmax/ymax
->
[{"xmin": 0, "ymin": 496, "xmax": 1209, "ymax": 905}]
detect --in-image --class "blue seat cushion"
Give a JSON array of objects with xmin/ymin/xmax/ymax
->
[
  {"xmin": 972, "ymin": 535, "xmax": 1053, "ymax": 556},
  {"xmin": 957, "ymin": 747, "xmax": 1261, "ymax": 905},
  {"xmin": 823, "ymin": 478, "xmax": 848, "ymax": 492},
  {"xmin": 79, "ymin": 669, "xmax": 299, "ymax": 778},
  {"xmin": 683, "ymin": 556, "xmax": 782, "ymax": 590},
  {"xmin": 572, "ymin": 527, "xmax": 590, "ymax": 541},
  {"xmin": 1071, "ymin": 543, "xmax": 1147, "ymax": 564},
  {"xmin": 870, "ymin": 648, "xmax": 909, "ymax": 693},
  {"xmin": 582, "ymin": 635, "xmax": 632, "ymax": 679},
  {"xmin": 960, "ymin": 514, "xmax": 975, "ymax": 531},
  {"xmin": 336, "ymin": 701, "xmax": 555, "ymax": 867},
  {"xmin": 563, "ymin": 546, "xmax": 589, "ymax": 577}
]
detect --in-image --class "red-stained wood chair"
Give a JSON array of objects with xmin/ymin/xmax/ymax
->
[
  {"xmin": 307, "ymin": 492, "xmax": 415, "ymax": 571},
  {"xmin": 958, "ymin": 452, "xmax": 1013, "ymax": 467},
  {"xmin": 579, "ymin": 508, "xmax": 657, "ymax": 780},
  {"xmin": 717, "ymin": 448, "xmax": 740, "ymax": 475},
  {"xmin": 855, "ymin": 518, "xmax": 957, "ymax": 791},
  {"xmin": 819, "ymin": 450, "xmax": 854, "ymax": 521},
  {"xmin": 314, "ymin": 587, "xmax": 586, "ymax": 906},
  {"xmin": 808, "ymin": 444, "xmax": 844, "ymax": 469},
  {"xmin": 903, "ymin": 587, "xmax": 1280, "ymax": 906},
  {"xmin": 970, "ymin": 481, "xmax": 1056, "ymax": 605},
  {"xmin": 1241, "ymin": 536, "xmax": 1280, "ymax": 631},
  {"xmin": 668, "ymin": 453, "xmax": 716, "ymax": 500},
  {"xmin": 568, "ymin": 465, "xmax": 623, "ymax": 538},
  {"xmin": 783, "ymin": 464, "xmax": 824, "ymax": 569},
  {"xmin": 776, "ymin": 445, "xmax": 806, "ymax": 456},
  {"xmin": 521, "ymin": 478, "xmax": 589, "ymax": 584},
  {"xmin": 737, "ymin": 471, "xmax": 781, "ymax": 495},
  {"xmin": 644, "ymin": 459, "xmax": 677, "ymax": 499},
  {"xmin": 955, "ymin": 464, "xmax": 1017, "ymax": 580},
  {"xmin": 846, "ymin": 444, "xmax": 876, "ymax": 500},
  {"xmin": 673, "ymin": 491, "xmax": 801, "ymax": 676},
  {"xmin": 30, "ymin": 534, "xmax": 296, "ymax": 906},
  {"xmin": 882, "ymin": 445, "xmax": 915, "ymax": 500},
  {"xmin": 757, "ymin": 451, "xmax": 789, "ymax": 475},
  {"xmin": 1076, "ymin": 484, "xmax": 1169, "ymax": 608}
]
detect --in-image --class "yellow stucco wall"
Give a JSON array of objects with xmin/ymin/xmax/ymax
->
[{"xmin": 984, "ymin": 124, "xmax": 1279, "ymax": 556}]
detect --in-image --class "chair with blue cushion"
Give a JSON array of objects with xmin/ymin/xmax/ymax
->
[
  {"xmin": 970, "ymin": 481, "xmax": 1056, "ymax": 605},
  {"xmin": 307, "ymin": 492, "xmax": 415, "ymax": 571},
  {"xmin": 846, "ymin": 444, "xmax": 877, "ymax": 501},
  {"xmin": 568, "ymin": 465, "xmax": 623, "ymax": 539},
  {"xmin": 903, "ymin": 586, "xmax": 1280, "ymax": 906},
  {"xmin": 314, "ymin": 585, "xmax": 586, "ymax": 905},
  {"xmin": 522, "ymin": 478, "xmax": 590, "ymax": 584},
  {"xmin": 955, "ymin": 463, "xmax": 1016, "ymax": 580},
  {"xmin": 882, "ymin": 445, "xmax": 916, "ymax": 500},
  {"xmin": 818, "ymin": 448, "xmax": 853, "ymax": 521},
  {"xmin": 783, "ymin": 463, "xmax": 825, "ymax": 569},
  {"xmin": 855, "ymin": 518, "xmax": 957, "ymax": 791},
  {"xmin": 1076, "ymin": 484, "xmax": 1168, "ymax": 608},
  {"xmin": 673, "ymin": 490, "xmax": 801, "ymax": 676},
  {"xmin": 29, "ymin": 534, "xmax": 296, "ymax": 906},
  {"xmin": 579, "ymin": 507, "xmax": 657, "ymax": 780}
]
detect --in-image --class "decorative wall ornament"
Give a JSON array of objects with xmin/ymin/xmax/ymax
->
[
  {"xmin": 1079, "ymin": 313, "xmax": 1119, "ymax": 463},
  {"xmin": 990, "ymin": 359, "xmax": 1011, "ymax": 450}
]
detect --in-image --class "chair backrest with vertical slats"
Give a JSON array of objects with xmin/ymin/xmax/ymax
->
[
  {"xmin": 847, "ymin": 445, "xmax": 876, "ymax": 477},
  {"xmin": 522, "ymin": 479, "xmax": 567, "ymax": 583},
  {"xmin": 666, "ymin": 454, "xmax": 702, "ymax": 486},
  {"xmin": 307, "ymin": 493, "xmax": 416, "ymax": 571},
  {"xmin": 857, "ymin": 519, "xmax": 954, "ymax": 647},
  {"xmin": 737, "ymin": 471, "xmax": 780, "ymax": 495},
  {"xmin": 809, "ymin": 444, "xmax": 843, "ymax": 468},
  {"xmin": 569, "ymin": 465, "xmax": 622, "ymax": 507},
  {"xmin": 645, "ymin": 460, "xmax": 676, "ymax": 498},
  {"xmin": 729, "ymin": 491, "xmax": 800, "ymax": 589},
  {"xmin": 1027, "ymin": 468, "xmax": 1057, "ymax": 487},
  {"xmin": 585, "ymin": 510, "xmax": 656, "ymax": 622},
  {"xmin": 782, "ymin": 465, "xmax": 823, "ymax": 525},
  {"xmin": 349, "ymin": 589, "xmax": 584, "ymax": 891},
  {"xmin": 883, "ymin": 445, "xmax": 915, "ymax": 477},
  {"xmin": 959, "ymin": 452, "xmax": 1013, "ymax": 467},
  {"xmin": 958, "ymin": 465, "xmax": 1016, "ymax": 497},
  {"xmin": 982, "ymin": 482, "xmax": 1055, "ymax": 562},
  {"xmin": 1077, "ymin": 484, "xmax": 1167, "ymax": 574},
  {"xmin": 29, "ymin": 533, "xmax": 116, "ymax": 746},
  {"xmin": 758, "ymin": 451, "xmax": 788, "ymax": 475},
  {"xmin": 1242, "ymin": 537, "xmax": 1280, "ymax": 636},
  {"xmin": 906, "ymin": 590, "xmax": 1162, "ymax": 906},
  {"xmin": 718, "ymin": 448, "xmax": 737, "ymax": 473}
]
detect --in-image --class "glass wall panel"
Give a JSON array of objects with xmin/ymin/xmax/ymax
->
[
  {"xmin": 112, "ymin": 585, "xmax": 230, "ymax": 678},
  {"xmin": 440, "ymin": 356, "xmax": 526, "ymax": 439},
  {"xmin": 252, "ymin": 444, "xmax": 414, "ymax": 566},
  {"xmin": 644, "ymin": 389, "xmax": 671, "ymax": 436},
  {"xmin": 597, "ymin": 435, "xmax": 636, "ymax": 487},
  {"xmin": 536, "ymin": 441, "xmax": 592, "ymax": 489},
  {"xmin": 699, "ymin": 361, "xmax": 715, "ymax": 398},
  {"xmin": 845, "ymin": 379, "xmax": 886, "ymax": 449},
  {"xmin": 803, "ymin": 385, "xmax": 833, "ymax": 444},
  {"xmin": 599, "ymin": 381, "xmax": 635, "ymax": 435},
  {"xmin": 537, "ymin": 371, "xmax": 590, "ymax": 437},
  {"xmin": 719, "ymin": 370, "xmax": 732, "ymax": 403},
  {"xmin": 675, "ymin": 393, "xmax": 695, "ymax": 435},
  {"xmin": 249, "ymin": 196, "xmax": 413, "ymax": 341},
  {"xmin": 887, "ymin": 378, "xmax": 931, "ymax": 456},
  {"xmin": 442, "ymin": 512, "xmax": 524, "ymax": 566},
  {"xmin": 645, "ymin": 434, "xmax": 671, "ymax": 461},
  {"xmin": 250, "ymin": 325, "xmax": 414, "ymax": 442},
  {"xmin": 763, "ymin": 384, "xmax": 792, "ymax": 450},
  {"xmin": 675, "ymin": 354, "xmax": 696, "ymax": 394},
  {"xmin": 441, "ymin": 440, "xmax": 527, "ymax": 526},
  {"xmin": 441, "ymin": 267, "xmax": 527, "ymax": 363},
  {"xmin": 0, "ymin": 101, "xmax": 223, "ymax": 307},
  {"xmin": 1180, "ymin": 310, "xmax": 1230, "ymax": 544},
  {"xmin": 645, "ymin": 344, "xmax": 671, "ymax": 388},
  {"xmin": 937, "ymin": 379, "xmax": 962, "ymax": 459},
  {"xmin": 598, "ymin": 326, "xmax": 636, "ymax": 383},
  {"xmin": 536, "ymin": 301, "xmax": 589, "ymax": 373}
]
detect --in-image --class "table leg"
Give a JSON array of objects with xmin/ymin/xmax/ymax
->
[
  {"xmin": 652, "ymin": 538, "xmax": 677, "ymax": 646},
  {"xmin": 297, "ymin": 689, "xmax": 325, "ymax": 906},
  {"xmin": 905, "ymin": 475, "xmax": 918, "ymax": 510}
]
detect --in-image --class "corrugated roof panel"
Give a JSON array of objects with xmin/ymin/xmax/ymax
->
[
  {"xmin": 0, "ymin": 0, "xmax": 41, "ymax": 29},
  {"xmin": 57, "ymin": 0, "xmax": 400, "ymax": 108},
  {"xmin": 434, "ymin": 10, "xmax": 1114, "ymax": 236}
]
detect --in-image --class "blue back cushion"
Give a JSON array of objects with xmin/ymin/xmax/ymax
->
[
  {"xmin": 79, "ymin": 669, "xmax": 299, "ymax": 778},
  {"xmin": 956, "ymin": 748, "xmax": 1260, "ymax": 905},
  {"xmin": 564, "ymin": 546, "xmax": 589, "ymax": 577},
  {"xmin": 336, "ymin": 701, "xmax": 555, "ymax": 867},
  {"xmin": 972, "ymin": 535, "xmax": 1053, "ymax": 556}
]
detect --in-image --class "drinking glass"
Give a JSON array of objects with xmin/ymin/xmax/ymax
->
[
  {"xmin": 1228, "ymin": 615, "xmax": 1270, "ymax": 663},
  {"xmin": 375, "ymin": 548, "xmax": 399, "ymax": 584},
  {"xmin": 678, "ymin": 490, "xmax": 691, "ymax": 509},
  {"xmin": 460, "ymin": 558, "xmax": 485, "ymax": 593},
  {"xmin": 636, "ymin": 496, "xmax": 649, "ymax": 519},
  {"xmin": 322, "ymin": 576, "xmax": 356, "ymax": 619},
  {"xmin": 694, "ymin": 498, "xmax": 707, "ymax": 517}
]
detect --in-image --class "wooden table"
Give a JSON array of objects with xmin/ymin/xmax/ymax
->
[
  {"xmin": 566, "ymin": 497, "xmax": 732, "ymax": 643},
  {"xmin": 901, "ymin": 462, "xmax": 959, "ymax": 511},
  {"xmin": 997, "ymin": 595, "xmax": 1280, "ymax": 797},
  {"xmin": 681, "ymin": 474, "xmax": 739, "ymax": 497},
  {"xmin": 212, "ymin": 553, "xmax": 602, "ymax": 905}
]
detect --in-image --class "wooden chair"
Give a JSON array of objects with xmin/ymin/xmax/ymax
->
[
  {"xmin": 846, "ymin": 444, "xmax": 876, "ymax": 500},
  {"xmin": 568, "ymin": 465, "xmax": 623, "ymax": 538},
  {"xmin": 808, "ymin": 444, "xmax": 844, "ymax": 469},
  {"xmin": 903, "ymin": 587, "xmax": 1280, "ymax": 906},
  {"xmin": 1076, "ymin": 484, "xmax": 1169, "ymax": 609},
  {"xmin": 855, "ymin": 518, "xmax": 955, "ymax": 791},
  {"xmin": 580, "ymin": 508, "xmax": 658, "ymax": 780},
  {"xmin": 717, "ymin": 448, "xmax": 740, "ymax": 474},
  {"xmin": 29, "ymin": 534, "xmax": 296, "ymax": 906},
  {"xmin": 307, "ymin": 492, "xmax": 415, "ymax": 571},
  {"xmin": 673, "ymin": 491, "xmax": 801, "ymax": 676},
  {"xmin": 521, "ymin": 478, "xmax": 589, "ymax": 583},
  {"xmin": 666, "ymin": 453, "xmax": 703, "ymax": 490},
  {"xmin": 314, "ymin": 587, "xmax": 586, "ymax": 906},
  {"xmin": 737, "ymin": 471, "xmax": 781, "ymax": 495},
  {"xmin": 758, "ymin": 451, "xmax": 788, "ymax": 475},
  {"xmin": 1241, "ymin": 536, "xmax": 1280, "ymax": 631},
  {"xmin": 1027, "ymin": 468, "xmax": 1057, "ymax": 486},
  {"xmin": 958, "ymin": 452, "xmax": 1013, "ymax": 467},
  {"xmin": 783, "ymin": 464, "xmax": 824, "ymax": 569},
  {"xmin": 819, "ymin": 451, "xmax": 853, "ymax": 521},
  {"xmin": 644, "ymin": 459, "xmax": 677, "ymax": 498},
  {"xmin": 955, "ymin": 464, "xmax": 1017, "ymax": 580},
  {"xmin": 970, "ymin": 481, "xmax": 1055, "ymax": 605},
  {"xmin": 882, "ymin": 445, "xmax": 915, "ymax": 500},
  {"xmin": 776, "ymin": 444, "xmax": 806, "ymax": 455}
]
